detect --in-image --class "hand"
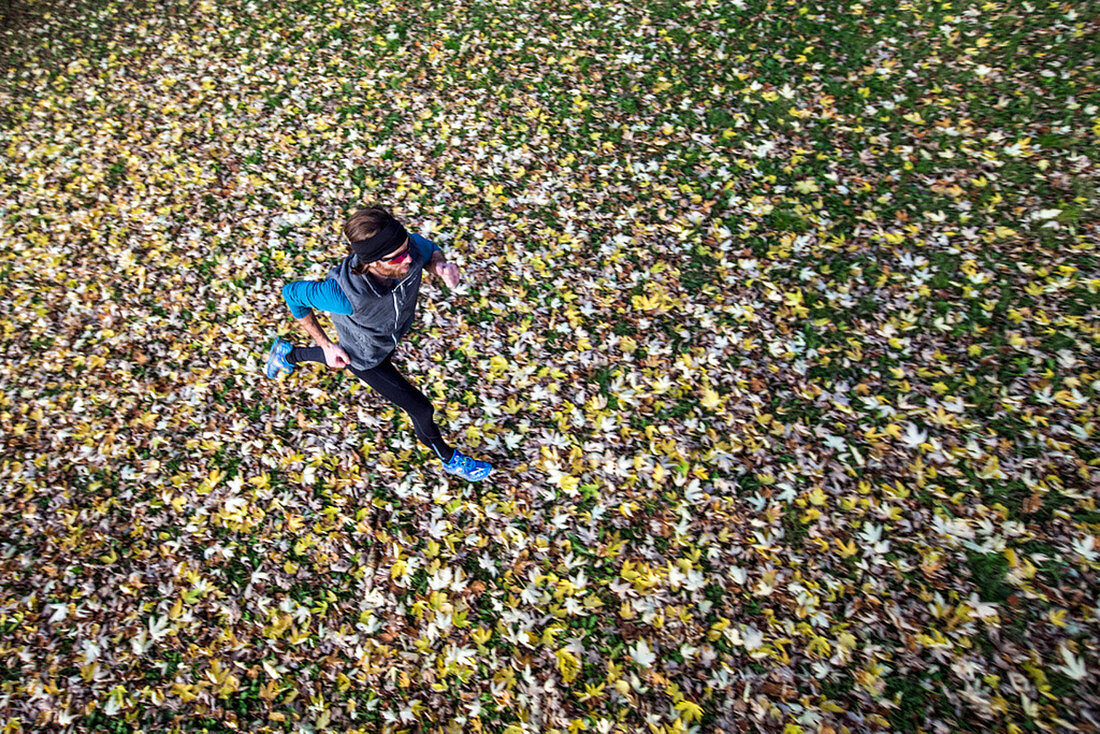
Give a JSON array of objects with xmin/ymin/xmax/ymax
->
[
  {"xmin": 437, "ymin": 262, "xmax": 461, "ymax": 288},
  {"xmin": 321, "ymin": 343, "xmax": 350, "ymax": 369}
]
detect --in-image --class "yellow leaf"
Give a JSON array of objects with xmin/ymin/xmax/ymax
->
[
  {"xmin": 835, "ymin": 538, "xmax": 858, "ymax": 557},
  {"xmin": 558, "ymin": 474, "xmax": 579, "ymax": 494},
  {"xmin": 171, "ymin": 682, "xmax": 199, "ymax": 703},
  {"xmin": 542, "ymin": 624, "xmax": 565, "ymax": 646},
  {"xmin": 259, "ymin": 680, "xmax": 281, "ymax": 701},
  {"xmin": 806, "ymin": 636, "xmax": 832, "ymax": 658},
  {"xmin": 557, "ymin": 649, "xmax": 581, "ymax": 684},
  {"xmin": 580, "ymin": 682, "xmax": 605, "ymax": 701},
  {"xmin": 674, "ymin": 700, "xmax": 704, "ymax": 723},
  {"xmin": 700, "ymin": 387, "xmax": 721, "ymax": 410}
]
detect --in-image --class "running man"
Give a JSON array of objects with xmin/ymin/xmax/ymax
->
[{"xmin": 265, "ymin": 205, "xmax": 493, "ymax": 481}]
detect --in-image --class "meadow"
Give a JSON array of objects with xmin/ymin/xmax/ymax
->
[{"xmin": 0, "ymin": 0, "xmax": 1097, "ymax": 731}]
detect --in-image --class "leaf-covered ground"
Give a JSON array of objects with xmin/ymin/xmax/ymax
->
[{"xmin": 1, "ymin": 0, "xmax": 1098, "ymax": 732}]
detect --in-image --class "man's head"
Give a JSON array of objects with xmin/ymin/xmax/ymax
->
[{"xmin": 345, "ymin": 206, "xmax": 413, "ymax": 278}]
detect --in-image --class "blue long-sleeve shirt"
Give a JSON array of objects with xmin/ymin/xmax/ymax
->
[{"xmin": 283, "ymin": 278, "xmax": 351, "ymax": 319}]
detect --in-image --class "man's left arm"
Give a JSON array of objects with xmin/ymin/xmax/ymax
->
[{"xmin": 425, "ymin": 246, "xmax": 461, "ymax": 288}]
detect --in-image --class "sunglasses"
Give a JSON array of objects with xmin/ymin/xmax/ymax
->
[{"xmin": 377, "ymin": 238, "xmax": 412, "ymax": 264}]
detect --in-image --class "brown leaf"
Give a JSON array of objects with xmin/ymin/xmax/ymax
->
[{"xmin": 1022, "ymin": 493, "xmax": 1042, "ymax": 515}]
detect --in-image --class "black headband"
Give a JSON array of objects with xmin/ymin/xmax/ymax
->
[{"xmin": 348, "ymin": 218, "xmax": 409, "ymax": 263}]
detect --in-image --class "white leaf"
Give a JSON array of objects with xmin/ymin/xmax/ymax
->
[
  {"xmin": 148, "ymin": 615, "xmax": 171, "ymax": 640},
  {"xmin": 629, "ymin": 639, "xmax": 656, "ymax": 667},
  {"xmin": 1072, "ymin": 535, "xmax": 1097, "ymax": 562},
  {"xmin": 104, "ymin": 687, "xmax": 125, "ymax": 716},
  {"xmin": 130, "ymin": 628, "xmax": 150, "ymax": 655},
  {"xmin": 1058, "ymin": 645, "xmax": 1088, "ymax": 681},
  {"xmin": 683, "ymin": 481, "xmax": 707, "ymax": 504},
  {"xmin": 742, "ymin": 626, "xmax": 765, "ymax": 652},
  {"xmin": 901, "ymin": 422, "xmax": 928, "ymax": 449}
]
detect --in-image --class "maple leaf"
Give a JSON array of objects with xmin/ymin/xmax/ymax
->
[
  {"xmin": 1058, "ymin": 645, "xmax": 1088, "ymax": 681},
  {"xmin": 900, "ymin": 422, "xmax": 928, "ymax": 450},
  {"xmin": 674, "ymin": 699, "xmax": 704, "ymax": 723},
  {"xmin": 557, "ymin": 649, "xmax": 582, "ymax": 684},
  {"xmin": 629, "ymin": 639, "xmax": 656, "ymax": 668}
]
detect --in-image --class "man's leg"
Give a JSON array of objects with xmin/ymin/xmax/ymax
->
[
  {"xmin": 287, "ymin": 346, "xmax": 328, "ymax": 366},
  {"xmin": 349, "ymin": 356, "xmax": 456, "ymax": 462}
]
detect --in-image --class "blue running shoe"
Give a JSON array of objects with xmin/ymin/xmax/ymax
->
[
  {"xmin": 265, "ymin": 337, "xmax": 294, "ymax": 378},
  {"xmin": 442, "ymin": 450, "xmax": 493, "ymax": 481}
]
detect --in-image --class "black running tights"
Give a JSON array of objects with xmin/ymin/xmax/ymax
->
[{"xmin": 288, "ymin": 346, "xmax": 455, "ymax": 462}]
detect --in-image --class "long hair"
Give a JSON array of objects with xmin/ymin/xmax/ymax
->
[{"xmin": 345, "ymin": 206, "xmax": 396, "ymax": 274}]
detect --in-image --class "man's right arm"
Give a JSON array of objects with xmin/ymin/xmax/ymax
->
[{"xmin": 282, "ymin": 280, "xmax": 353, "ymax": 368}]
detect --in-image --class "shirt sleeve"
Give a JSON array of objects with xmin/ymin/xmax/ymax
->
[
  {"xmin": 281, "ymin": 279, "xmax": 353, "ymax": 319},
  {"xmin": 411, "ymin": 233, "xmax": 441, "ymax": 265}
]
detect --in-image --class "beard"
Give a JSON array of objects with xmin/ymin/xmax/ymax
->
[{"xmin": 372, "ymin": 261, "xmax": 411, "ymax": 279}]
